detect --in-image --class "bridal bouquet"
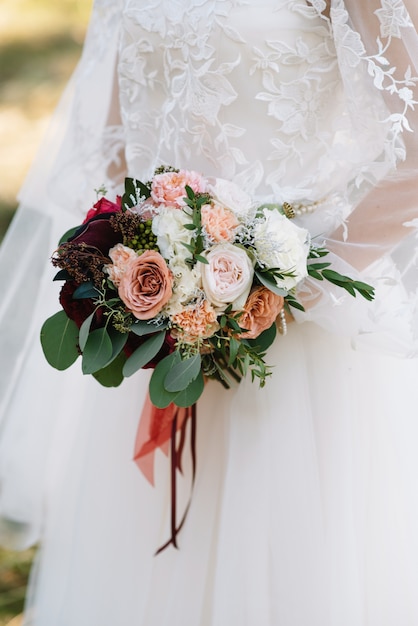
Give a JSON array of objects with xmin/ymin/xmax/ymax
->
[{"xmin": 41, "ymin": 166, "xmax": 374, "ymax": 409}]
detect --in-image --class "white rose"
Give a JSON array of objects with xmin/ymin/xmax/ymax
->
[
  {"xmin": 200, "ymin": 243, "xmax": 254, "ymax": 311},
  {"xmin": 254, "ymin": 209, "xmax": 310, "ymax": 291},
  {"xmin": 151, "ymin": 208, "xmax": 193, "ymax": 262},
  {"xmin": 165, "ymin": 261, "xmax": 202, "ymax": 317},
  {"xmin": 208, "ymin": 178, "xmax": 254, "ymax": 220}
]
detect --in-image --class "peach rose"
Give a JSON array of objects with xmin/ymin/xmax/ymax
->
[
  {"xmin": 151, "ymin": 169, "xmax": 206, "ymax": 208},
  {"xmin": 171, "ymin": 299, "xmax": 219, "ymax": 343},
  {"xmin": 118, "ymin": 250, "xmax": 173, "ymax": 320},
  {"xmin": 201, "ymin": 202, "xmax": 240, "ymax": 242},
  {"xmin": 105, "ymin": 243, "xmax": 138, "ymax": 287},
  {"xmin": 239, "ymin": 287, "xmax": 284, "ymax": 339}
]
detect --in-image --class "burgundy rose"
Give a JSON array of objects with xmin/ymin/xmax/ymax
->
[
  {"xmin": 59, "ymin": 281, "xmax": 104, "ymax": 329},
  {"xmin": 68, "ymin": 213, "xmax": 123, "ymax": 255}
]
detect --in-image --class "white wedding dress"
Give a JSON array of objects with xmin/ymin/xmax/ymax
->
[{"xmin": 1, "ymin": 1, "xmax": 418, "ymax": 624}]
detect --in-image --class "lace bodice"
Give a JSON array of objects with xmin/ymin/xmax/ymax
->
[{"xmin": 118, "ymin": 0, "xmax": 388, "ymax": 229}]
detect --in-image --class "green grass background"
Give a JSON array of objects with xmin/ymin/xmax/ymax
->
[{"xmin": 0, "ymin": 1, "xmax": 92, "ymax": 622}]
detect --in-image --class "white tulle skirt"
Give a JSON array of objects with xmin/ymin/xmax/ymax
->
[{"xmin": 2, "ymin": 298, "xmax": 418, "ymax": 625}]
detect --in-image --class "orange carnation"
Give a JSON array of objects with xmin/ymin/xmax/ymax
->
[{"xmin": 172, "ymin": 299, "xmax": 219, "ymax": 343}]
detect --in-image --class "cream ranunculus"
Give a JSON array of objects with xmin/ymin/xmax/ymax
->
[
  {"xmin": 254, "ymin": 209, "xmax": 310, "ymax": 291},
  {"xmin": 151, "ymin": 207, "xmax": 193, "ymax": 262},
  {"xmin": 208, "ymin": 178, "xmax": 254, "ymax": 220},
  {"xmin": 200, "ymin": 243, "xmax": 254, "ymax": 311}
]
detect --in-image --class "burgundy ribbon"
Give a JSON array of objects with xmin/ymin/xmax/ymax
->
[{"xmin": 133, "ymin": 396, "xmax": 197, "ymax": 554}]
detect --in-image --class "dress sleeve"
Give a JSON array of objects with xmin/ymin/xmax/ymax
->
[{"xmin": 294, "ymin": 0, "xmax": 418, "ymax": 357}]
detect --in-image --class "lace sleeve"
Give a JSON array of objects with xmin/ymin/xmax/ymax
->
[{"xmin": 295, "ymin": 0, "xmax": 418, "ymax": 357}]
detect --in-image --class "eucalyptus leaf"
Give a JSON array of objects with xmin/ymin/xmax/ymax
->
[
  {"xmin": 131, "ymin": 319, "xmax": 169, "ymax": 337},
  {"xmin": 122, "ymin": 331, "xmax": 166, "ymax": 377},
  {"xmin": 92, "ymin": 352, "xmax": 127, "ymax": 388},
  {"xmin": 149, "ymin": 352, "xmax": 181, "ymax": 408},
  {"xmin": 173, "ymin": 370, "xmax": 205, "ymax": 408},
  {"xmin": 108, "ymin": 326, "xmax": 129, "ymax": 360},
  {"xmin": 79, "ymin": 312, "xmax": 96, "ymax": 351},
  {"xmin": 82, "ymin": 327, "xmax": 113, "ymax": 374},
  {"xmin": 164, "ymin": 353, "xmax": 201, "ymax": 392},
  {"xmin": 40, "ymin": 310, "xmax": 80, "ymax": 370}
]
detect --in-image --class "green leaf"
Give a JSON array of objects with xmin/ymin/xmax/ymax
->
[
  {"xmin": 164, "ymin": 353, "xmax": 202, "ymax": 392},
  {"xmin": 59, "ymin": 226, "xmax": 79, "ymax": 245},
  {"xmin": 181, "ymin": 242, "xmax": 195, "ymax": 253},
  {"xmin": 308, "ymin": 262, "xmax": 331, "ymax": 270},
  {"xmin": 174, "ymin": 370, "xmax": 205, "ymax": 407},
  {"xmin": 227, "ymin": 317, "xmax": 242, "ymax": 333},
  {"xmin": 82, "ymin": 327, "xmax": 113, "ymax": 374},
  {"xmin": 228, "ymin": 337, "xmax": 241, "ymax": 366},
  {"xmin": 122, "ymin": 331, "xmax": 166, "ymax": 377},
  {"xmin": 185, "ymin": 184, "xmax": 195, "ymax": 200},
  {"xmin": 149, "ymin": 352, "xmax": 181, "ymax": 408},
  {"xmin": 183, "ymin": 223, "xmax": 198, "ymax": 231},
  {"xmin": 286, "ymin": 297, "xmax": 305, "ymax": 312},
  {"xmin": 92, "ymin": 352, "xmax": 127, "ymax": 387},
  {"xmin": 40, "ymin": 310, "xmax": 80, "ymax": 370},
  {"xmin": 79, "ymin": 312, "xmax": 96, "ymax": 351},
  {"xmin": 73, "ymin": 282, "xmax": 99, "ymax": 299},
  {"xmin": 53, "ymin": 269, "xmax": 72, "ymax": 281},
  {"xmin": 130, "ymin": 319, "xmax": 169, "ymax": 336},
  {"xmin": 247, "ymin": 322, "xmax": 277, "ymax": 352},
  {"xmin": 255, "ymin": 270, "xmax": 288, "ymax": 296},
  {"xmin": 307, "ymin": 269, "xmax": 324, "ymax": 281},
  {"xmin": 322, "ymin": 269, "xmax": 352, "ymax": 283},
  {"xmin": 195, "ymin": 254, "xmax": 209, "ymax": 264},
  {"xmin": 107, "ymin": 326, "xmax": 129, "ymax": 361}
]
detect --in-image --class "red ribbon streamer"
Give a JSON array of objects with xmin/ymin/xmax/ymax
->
[{"xmin": 133, "ymin": 395, "xmax": 197, "ymax": 553}]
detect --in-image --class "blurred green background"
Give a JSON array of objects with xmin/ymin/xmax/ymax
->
[
  {"xmin": 0, "ymin": 1, "xmax": 92, "ymax": 623},
  {"xmin": 0, "ymin": 0, "xmax": 92, "ymax": 242}
]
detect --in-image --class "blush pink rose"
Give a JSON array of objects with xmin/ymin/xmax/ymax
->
[
  {"xmin": 239, "ymin": 287, "xmax": 284, "ymax": 339},
  {"xmin": 151, "ymin": 169, "xmax": 206, "ymax": 207},
  {"xmin": 118, "ymin": 250, "xmax": 173, "ymax": 320},
  {"xmin": 201, "ymin": 202, "xmax": 240, "ymax": 242},
  {"xmin": 201, "ymin": 243, "xmax": 254, "ymax": 311}
]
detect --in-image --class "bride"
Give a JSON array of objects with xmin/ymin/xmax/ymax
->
[{"xmin": 1, "ymin": 1, "xmax": 418, "ymax": 624}]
